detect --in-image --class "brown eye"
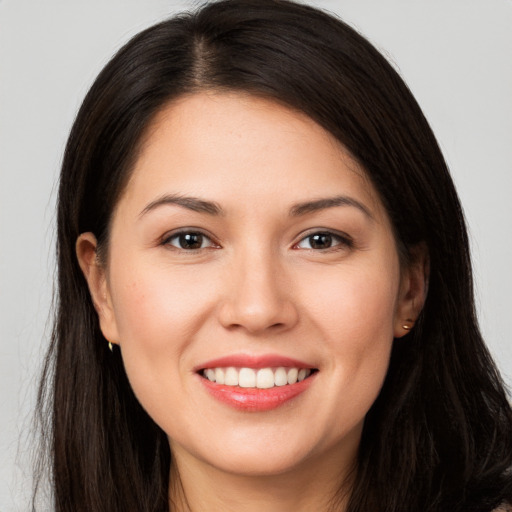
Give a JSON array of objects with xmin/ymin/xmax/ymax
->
[
  {"xmin": 165, "ymin": 231, "xmax": 212, "ymax": 250},
  {"xmin": 296, "ymin": 231, "xmax": 352, "ymax": 250},
  {"xmin": 308, "ymin": 233, "xmax": 334, "ymax": 249}
]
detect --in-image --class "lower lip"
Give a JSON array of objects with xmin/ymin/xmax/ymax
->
[{"xmin": 199, "ymin": 373, "xmax": 316, "ymax": 411}]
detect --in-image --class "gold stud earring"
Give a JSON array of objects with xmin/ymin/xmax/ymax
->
[
  {"xmin": 402, "ymin": 318, "xmax": 414, "ymax": 331},
  {"xmin": 108, "ymin": 341, "xmax": 113, "ymax": 352}
]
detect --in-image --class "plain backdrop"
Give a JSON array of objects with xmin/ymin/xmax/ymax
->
[{"xmin": 1, "ymin": 0, "xmax": 511, "ymax": 509}]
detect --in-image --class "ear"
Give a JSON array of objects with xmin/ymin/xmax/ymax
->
[
  {"xmin": 76, "ymin": 233, "xmax": 120, "ymax": 346},
  {"xmin": 394, "ymin": 243, "xmax": 429, "ymax": 338}
]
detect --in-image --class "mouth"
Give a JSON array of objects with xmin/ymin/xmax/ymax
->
[
  {"xmin": 200, "ymin": 366, "xmax": 316, "ymax": 389},
  {"xmin": 196, "ymin": 356, "xmax": 318, "ymax": 411}
]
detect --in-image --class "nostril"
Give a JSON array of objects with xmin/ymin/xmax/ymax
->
[{"xmin": 217, "ymin": 288, "xmax": 299, "ymax": 334}]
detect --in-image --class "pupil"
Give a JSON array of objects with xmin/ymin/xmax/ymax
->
[
  {"xmin": 179, "ymin": 233, "xmax": 202, "ymax": 249},
  {"xmin": 310, "ymin": 233, "xmax": 332, "ymax": 249}
]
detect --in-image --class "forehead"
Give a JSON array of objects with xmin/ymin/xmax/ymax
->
[{"xmin": 118, "ymin": 92, "xmax": 386, "ymax": 221}]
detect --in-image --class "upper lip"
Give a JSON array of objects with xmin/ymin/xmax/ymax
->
[{"xmin": 195, "ymin": 353, "xmax": 316, "ymax": 372}]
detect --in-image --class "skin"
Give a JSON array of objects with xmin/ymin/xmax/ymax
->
[{"xmin": 77, "ymin": 92, "xmax": 427, "ymax": 511}]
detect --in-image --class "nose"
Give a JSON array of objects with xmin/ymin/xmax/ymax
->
[{"xmin": 217, "ymin": 249, "xmax": 299, "ymax": 335}]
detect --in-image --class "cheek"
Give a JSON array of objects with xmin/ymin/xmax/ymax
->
[
  {"xmin": 300, "ymin": 260, "xmax": 399, "ymax": 413},
  {"xmin": 107, "ymin": 261, "xmax": 222, "ymax": 431},
  {"xmin": 107, "ymin": 260, "xmax": 216, "ymax": 386},
  {"xmin": 110, "ymin": 260, "xmax": 217, "ymax": 347},
  {"xmin": 301, "ymin": 259, "xmax": 400, "ymax": 341}
]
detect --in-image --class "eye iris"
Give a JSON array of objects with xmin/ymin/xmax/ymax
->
[
  {"xmin": 179, "ymin": 233, "xmax": 203, "ymax": 249},
  {"xmin": 309, "ymin": 233, "xmax": 332, "ymax": 249}
]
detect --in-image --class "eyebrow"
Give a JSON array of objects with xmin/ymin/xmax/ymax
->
[
  {"xmin": 289, "ymin": 195, "xmax": 374, "ymax": 220},
  {"xmin": 139, "ymin": 193, "xmax": 373, "ymax": 220},
  {"xmin": 139, "ymin": 194, "xmax": 224, "ymax": 218}
]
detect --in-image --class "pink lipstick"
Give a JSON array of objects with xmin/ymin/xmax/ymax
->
[{"xmin": 196, "ymin": 354, "xmax": 317, "ymax": 411}]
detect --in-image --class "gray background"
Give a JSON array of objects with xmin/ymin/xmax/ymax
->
[{"xmin": 1, "ymin": 0, "xmax": 511, "ymax": 509}]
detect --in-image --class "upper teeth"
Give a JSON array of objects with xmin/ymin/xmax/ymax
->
[{"xmin": 203, "ymin": 367, "xmax": 312, "ymax": 388}]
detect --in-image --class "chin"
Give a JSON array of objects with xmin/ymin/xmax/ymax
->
[
  {"xmin": 211, "ymin": 449, "xmax": 312, "ymax": 477},
  {"xmin": 194, "ymin": 428, "xmax": 329, "ymax": 478}
]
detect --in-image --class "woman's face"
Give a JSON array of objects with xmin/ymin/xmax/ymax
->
[{"xmin": 79, "ymin": 92, "xmax": 423, "ymax": 481}]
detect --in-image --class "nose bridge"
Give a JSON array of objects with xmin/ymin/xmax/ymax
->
[{"xmin": 218, "ymin": 241, "xmax": 298, "ymax": 334}]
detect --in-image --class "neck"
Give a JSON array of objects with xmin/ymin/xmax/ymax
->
[{"xmin": 168, "ymin": 444, "xmax": 356, "ymax": 512}]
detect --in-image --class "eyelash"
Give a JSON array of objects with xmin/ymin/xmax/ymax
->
[
  {"xmin": 293, "ymin": 230, "xmax": 353, "ymax": 251},
  {"xmin": 162, "ymin": 230, "xmax": 218, "ymax": 251},
  {"xmin": 161, "ymin": 229, "xmax": 353, "ymax": 252}
]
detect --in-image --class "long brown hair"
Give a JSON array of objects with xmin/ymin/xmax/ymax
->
[{"xmin": 35, "ymin": 1, "xmax": 512, "ymax": 510}]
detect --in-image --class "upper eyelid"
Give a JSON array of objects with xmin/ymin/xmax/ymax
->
[
  {"xmin": 292, "ymin": 231, "xmax": 354, "ymax": 253},
  {"xmin": 161, "ymin": 228, "xmax": 219, "ymax": 247},
  {"xmin": 294, "ymin": 228, "xmax": 352, "ymax": 243},
  {"xmin": 162, "ymin": 227, "xmax": 214, "ymax": 239},
  {"xmin": 159, "ymin": 228, "xmax": 352, "ymax": 248}
]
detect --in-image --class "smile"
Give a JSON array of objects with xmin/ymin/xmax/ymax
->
[
  {"xmin": 202, "ymin": 367, "xmax": 313, "ymax": 389},
  {"xmin": 197, "ymin": 355, "xmax": 318, "ymax": 411}
]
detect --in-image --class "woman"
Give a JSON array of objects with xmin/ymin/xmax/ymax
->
[{"xmin": 34, "ymin": 0, "xmax": 512, "ymax": 510}]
